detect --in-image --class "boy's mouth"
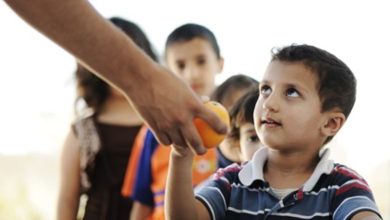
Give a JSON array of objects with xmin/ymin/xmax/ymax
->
[
  {"xmin": 191, "ymin": 84, "xmax": 202, "ymax": 91},
  {"xmin": 260, "ymin": 118, "xmax": 282, "ymax": 127}
]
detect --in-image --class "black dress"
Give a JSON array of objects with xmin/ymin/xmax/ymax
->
[{"xmin": 82, "ymin": 121, "xmax": 141, "ymax": 220}]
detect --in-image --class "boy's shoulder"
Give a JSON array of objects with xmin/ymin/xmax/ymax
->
[
  {"xmin": 309, "ymin": 161, "xmax": 373, "ymax": 199},
  {"xmin": 316, "ymin": 162, "xmax": 368, "ymax": 184},
  {"xmin": 323, "ymin": 163, "xmax": 370, "ymax": 188},
  {"xmin": 331, "ymin": 163, "xmax": 366, "ymax": 181}
]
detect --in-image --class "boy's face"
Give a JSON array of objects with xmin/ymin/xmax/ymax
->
[
  {"xmin": 254, "ymin": 61, "xmax": 328, "ymax": 152},
  {"xmin": 165, "ymin": 38, "xmax": 223, "ymax": 97},
  {"xmin": 239, "ymin": 123, "xmax": 263, "ymax": 161}
]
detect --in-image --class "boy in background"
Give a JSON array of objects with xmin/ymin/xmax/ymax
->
[
  {"xmin": 165, "ymin": 44, "xmax": 381, "ymax": 220},
  {"xmin": 228, "ymin": 88, "xmax": 263, "ymax": 162},
  {"xmin": 129, "ymin": 23, "xmax": 224, "ymax": 220},
  {"xmin": 210, "ymin": 74, "xmax": 259, "ymax": 167}
]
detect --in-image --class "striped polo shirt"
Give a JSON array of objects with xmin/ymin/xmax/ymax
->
[{"xmin": 195, "ymin": 148, "xmax": 381, "ymax": 220}]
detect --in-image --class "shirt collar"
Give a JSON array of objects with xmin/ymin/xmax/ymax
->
[
  {"xmin": 302, "ymin": 148, "xmax": 334, "ymax": 191},
  {"xmin": 238, "ymin": 148, "xmax": 334, "ymax": 191},
  {"xmin": 238, "ymin": 147, "xmax": 268, "ymax": 186}
]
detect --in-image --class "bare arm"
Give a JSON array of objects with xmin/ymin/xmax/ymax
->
[
  {"xmin": 57, "ymin": 130, "xmax": 81, "ymax": 220},
  {"xmin": 165, "ymin": 147, "xmax": 210, "ymax": 220},
  {"xmin": 4, "ymin": 0, "xmax": 227, "ymax": 154},
  {"xmin": 130, "ymin": 201, "xmax": 153, "ymax": 220},
  {"xmin": 351, "ymin": 211, "xmax": 381, "ymax": 220}
]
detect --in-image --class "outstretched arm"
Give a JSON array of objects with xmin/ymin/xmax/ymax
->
[
  {"xmin": 165, "ymin": 147, "xmax": 210, "ymax": 220},
  {"xmin": 4, "ymin": 0, "xmax": 227, "ymax": 154}
]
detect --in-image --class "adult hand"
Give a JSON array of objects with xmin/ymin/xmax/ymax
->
[
  {"xmin": 126, "ymin": 63, "xmax": 227, "ymax": 155},
  {"xmin": 5, "ymin": 0, "xmax": 227, "ymax": 155}
]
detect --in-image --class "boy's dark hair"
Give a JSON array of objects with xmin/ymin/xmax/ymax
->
[
  {"xmin": 272, "ymin": 44, "xmax": 356, "ymax": 118},
  {"xmin": 76, "ymin": 17, "xmax": 158, "ymax": 112},
  {"xmin": 272, "ymin": 44, "xmax": 356, "ymax": 144},
  {"xmin": 165, "ymin": 23, "xmax": 221, "ymax": 59},
  {"xmin": 211, "ymin": 74, "xmax": 258, "ymax": 109},
  {"xmin": 228, "ymin": 88, "xmax": 259, "ymax": 141}
]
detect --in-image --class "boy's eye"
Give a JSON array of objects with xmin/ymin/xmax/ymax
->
[
  {"xmin": 246, "ymin": 134, "xmax": 260, "ymax": 143},
  {"xmin": 177, "ymin": 62, "xmax": 185, "ymax": 70},
  {"xmin": 260, "ymin": 85, "xmax": 271, "ymax": 96},
  {"xmin": 197, "ymin": 58, "xmax": 206, "ymax": 65},
  {"xmin": 286, "ymin": 88, "xmax": 300, "ymax": 97}
]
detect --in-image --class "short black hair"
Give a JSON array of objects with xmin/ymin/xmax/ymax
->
[
  {"xmin": 165, "ymin": 23, "xmax": 221, "ymax": 58},
  {"xmin": 271, "ymin": 44, "xmax": 356, "ymax": 144},
  {"xmin": 272, "ymin": 44, "xmax": 356, "ymax": 118}
]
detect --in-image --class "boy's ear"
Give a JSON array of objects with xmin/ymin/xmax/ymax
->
[
  {"xmin": 321, "ymin": 111, "xmax": 346, "ymax": 137},
  {"xmin": 217, "ymin": 57, "xmax": 224, "ymax": 73}
]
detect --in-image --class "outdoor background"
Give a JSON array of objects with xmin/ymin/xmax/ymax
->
[{"xmin": 1, "ymin": 0, "xmax": 389, "ymax": 219}]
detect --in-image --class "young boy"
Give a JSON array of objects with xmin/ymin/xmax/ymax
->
[
  {"xmin": 129, "ymin": 23, "xmax": 224, "ymax": 220},
  {"xmin": 165, "ymin": 44, "xmax": 382, "ymax": 220},
  {"xmin": 228, "ymin": 88, "xmax": 263, "ymax": 162},
  {"xmin": 194, "ymin": 88, "xmax": 263, "ymax": 193},
  {"xmin": 211, "ymin": 74, "xmax": 259, "ymax": 167}
]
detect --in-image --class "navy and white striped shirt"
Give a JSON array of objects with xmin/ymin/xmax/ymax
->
[{"xmin": 195, "ymin": 148, "xmax": 381, "ymax": 220}]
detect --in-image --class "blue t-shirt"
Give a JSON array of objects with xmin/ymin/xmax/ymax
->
[{"xmin": 216, "ymin": 146, "xmax": 235, "ymax": 169}]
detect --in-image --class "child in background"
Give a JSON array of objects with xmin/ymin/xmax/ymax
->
[
  {"xmin": 194, "ymin": 88, "xmax": 263, "ymax": 193},
  {"xmin": 57, "ymin": 17, "xmax": 158, "ymax": 220},
  {"xmin": 211, "ymin": 74, "xmax": 258, "ymax": 110},
  {"xmin": 129, "ymin": 23, "xmax": 224, "ymax": 220},
  {"xmin": 228, "ymin": 88, "xmax": 263, "ymax": 162},
  {"xmin": 210, "ymin": 74, "xmax": 259, "ymax": 167},
  {"xmin": 165, "ymin": 44, "xmax": 381, "ymax": 220}
]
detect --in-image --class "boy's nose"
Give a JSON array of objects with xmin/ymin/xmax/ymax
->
[
  {"xmin": 262, "ymin": 94, "xmax": 279, "ymax": 112},
  {"xmin": 184, "ymin": 67, "xmax": 200, "ymax": 80}
]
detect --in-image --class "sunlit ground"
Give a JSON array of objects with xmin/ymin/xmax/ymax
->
[{"xmin": 0, "ymin": 154, "xmax": 59, "ymax": 220}]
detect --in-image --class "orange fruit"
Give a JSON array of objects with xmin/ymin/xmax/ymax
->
[{"xmin": 194, "ymin": 101, "xmax": 230, "ymax": 149}]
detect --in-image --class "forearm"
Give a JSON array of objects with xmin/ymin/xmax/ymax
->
[
  {"xmin": 5, "ymin": 0, "xmax": 227, "ymax": 153},
  {"xmin": 57, "ymin": 197, "xmax": 79, "ymax": 220},
  {"xmin": 165, "ymin": 151, "xmax": 199, "ymax": 220},
  {"xmin": 5, "ymin": 0, "xmax": 154, "ymax": 95}
]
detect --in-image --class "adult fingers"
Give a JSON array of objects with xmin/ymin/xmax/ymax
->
[
  {"xmin": 153, "ymin": 131, "xmax": 172, "ymax": 146},
  {"xmin": 179, "ymin": 121, "xmax": 206, "ymax": 155},
  {"xmin": 168, "ymin": 129, "xmax": 188, "ymax": 149},
  {"xmin": 196, "ymin": 104, "xmax": 228, "ymax": 135}
]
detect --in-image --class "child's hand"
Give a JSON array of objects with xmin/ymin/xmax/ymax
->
[{"xmin": 170, "ymin": 144, "xmax": 195, "ymax": 158}]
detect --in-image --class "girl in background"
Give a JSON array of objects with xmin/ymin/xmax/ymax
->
[{"xmin": 57, "ymin": 17, "xmax": 157, "ymax": 220}]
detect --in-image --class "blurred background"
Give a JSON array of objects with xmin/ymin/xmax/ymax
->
[{"xmin": 1, "ymin": 0, "xmax": 389, "ymax": 219}]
